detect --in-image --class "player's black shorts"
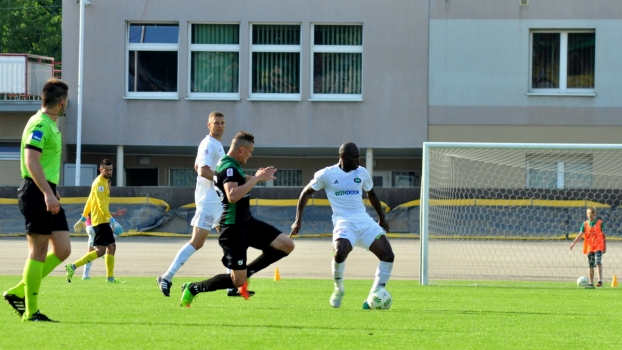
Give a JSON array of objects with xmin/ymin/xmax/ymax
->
[
  {"xmin": 93, "ymin": 223, "xmax": 115, "ymax": 246},
  {"xmin": 587, "ymin": 251, "xmax": 603, "ymax": 268},
  {"xmin": 17, "ymin": 177, "xmax": 69, "ymax": 235},
  {"xmin": 218, "ymin": 217, "xmax": 282, "ymax": 270}
]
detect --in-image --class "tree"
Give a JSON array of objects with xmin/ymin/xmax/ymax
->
[{"xmin": 0, "ymin": 0, "xmax": 62, "ymax": 62}]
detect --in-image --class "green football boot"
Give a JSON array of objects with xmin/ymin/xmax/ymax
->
[
  {"xmin": 180, "ymin": 282, "xmax": 195, "ymax": 308},
  {"xmin": 65, "ymin": 264, "xmax": 75, "ymax": 283}
]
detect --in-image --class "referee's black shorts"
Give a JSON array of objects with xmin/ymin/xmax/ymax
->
[
  {"xmin": 218, "ymin": 217, "xmax": 282, "ymax": 270},
  {"xmin": 17, "ymin": 178, "xmax": 69, "ymax": 235}
]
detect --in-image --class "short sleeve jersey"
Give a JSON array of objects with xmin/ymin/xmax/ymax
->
[
  {"xmin": 309, "ymin": 164, "xmax": 374, "ymax": 223},
  {"xmin": 194, "ymin": 135, "xmax": 225, "ymax": 205},
  {"xmin": 214, "ymin": 155, "xmax": 251, "ymax": 225},
  {"xmin": 20, "ymin": 111, "xmax": 62, "ymax": 184},
  {"xmin": 89, "ymin": 174, "xmax": 112, "ymax": 226},
  {"xmin": 580, "ymin": 220, "xmax": 605, "ymax": 233}
]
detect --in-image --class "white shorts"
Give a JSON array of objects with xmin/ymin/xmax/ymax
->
[
  {"xmin": 191, "ymin": 202, "xmax": 223, "ymax": 230},
  {"xmin": 332, "ymin": 217, "xmax": 386, "ymax": 250}
]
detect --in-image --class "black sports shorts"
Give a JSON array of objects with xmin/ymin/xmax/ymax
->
[
  {"xmin": 17, "ymin": 177, "xmax": 69, "ymax": 235},
  {"xmin": 93, "ymin": 223, "xmax": 115, "ymax": 246},
  {"xmin": 218, "ymin": 217, "xmax": 282, "ymax": 270}
]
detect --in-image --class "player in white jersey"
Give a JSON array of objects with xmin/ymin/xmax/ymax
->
[
  {"xmin": 290, "ymin": 142, "xmax": 394, "ymax": 309},
  {"xmin": 157, "ymin": 111, "xmax": 229, "ymax": 297}
]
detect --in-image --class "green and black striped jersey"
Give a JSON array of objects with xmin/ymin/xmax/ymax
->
[{"xmin": 214, "ymin": 155, "xmax": 252, "ymax": 225}]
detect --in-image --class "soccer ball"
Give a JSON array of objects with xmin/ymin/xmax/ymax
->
[
  {"xmin": 577, "ymin": 276, "xmax": 589, "ymax": 287},
  {"xmin": 366, "ymin": 287, "xmax": 392, "ymax": 310}
]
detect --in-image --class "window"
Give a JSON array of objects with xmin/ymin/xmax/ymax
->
[
  {"xmin": 250, "ymin": 24, "xmax": 301, "ymax": 100},
  {"xmin": 244, "ymin": 170, "xmax": 269, "ymax": 187},
  {"xmin": 127, "ymin": 23, "xmax": 179, "ymax": 98},
  {"xmin": 243, "ymin": 169, "xmax": 302, "ymax": 187},
  {"xmin": 311, "ymin": 24, "xmax": 363, "ymax": 101},
  {"xmin": 526, "ymin": 155, "xmax": 593, "ymax": 189},
  {"xmin": 170, "ymin": 168, "xmax": 195, "ymax": 187},
  {"xmin": 189, "ymin": 24, "xmax": 240, "ymax": 99},
  {"xmin": 370, "ymin": 171, "xmax": 419, "ymax": 188},
  {"xmin": 392, "ymin": 171, "xmax": 420, "ymax": 187},
  {"xmin": 0, "ymin": 143, "xmax": 19, "ymax": 160},
  {"xmin": 274, "ymin": 169, "xmax": 302, "ymax": 187},
  {"xmin": 530, "ymin": 30, "xmax": 595, "ymax": 94}
]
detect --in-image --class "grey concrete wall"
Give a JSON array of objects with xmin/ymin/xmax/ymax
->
[
  {"xmin": 430, "ymin": 125, "xmax": 622, "ymax": 144},
  {"xmin": 0, "ymin": 113, "xmax": 31, "ymax": 140},
  {"xmin": 429, "ymin": 0, "xmax": 622, "ymax": 134},
  {"xmin": 430, "ymin": 0, "xmax": 622, "ymax": 20},
  {"xmin": 61, "ymin": 0, "xmax": 428, "ymax": 153}
]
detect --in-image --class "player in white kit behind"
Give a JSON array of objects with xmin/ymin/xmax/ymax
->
[{"xmin": 157, "ymin": 111, "xmax": 251, "ymax": 297}]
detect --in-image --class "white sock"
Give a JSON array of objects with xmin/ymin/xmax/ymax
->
[
  {"xmin": 332, "ymin": 260, "xmax": 345, "ymax": 292},
  {"xmin": 83, "ymin": 261, "xmax": 92, "ymax": 278},
  {"xmin": 369, "ymin": 261, "xmax": 393, "ymax": 294},
  {"xmin": 162, "ymin": 243, "xmax": 197, "ymax": 282}
]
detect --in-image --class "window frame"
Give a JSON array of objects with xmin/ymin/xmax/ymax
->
[
  {"xmin": 528, "ymin": 29, "xmax": 596, "ymax": 96},
  {"xmin": 187, "ymin": 22, "xmax": 241, "ymax": 101},
  {"xmin": 310, "ymin": 23, "xmax": 363, "ymax": 102},
  {"xmin": 248, "ymin": 23, "xmax": 302, "ymax": 101},
  {"xmin": 125, "ymin": 22, "xmax": 180, "ymax": 100}
]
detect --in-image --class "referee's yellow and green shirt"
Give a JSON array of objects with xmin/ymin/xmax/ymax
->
[
  {"xmin": 88, "ymin": 174, "xmax": 112, "ymax": 226},
  {"xmin": 20, "ymin": 111, "xmax": 62, "ymax": 184}
]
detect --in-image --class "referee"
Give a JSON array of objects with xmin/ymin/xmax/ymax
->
[{"xmin": 3, "ymin": 79, "xmax": 71, "ymax": 322}]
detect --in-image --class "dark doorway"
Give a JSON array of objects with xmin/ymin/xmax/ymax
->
[{"xmin": 126, "ymin": 168, "xmax": 158, "ymax": 186}]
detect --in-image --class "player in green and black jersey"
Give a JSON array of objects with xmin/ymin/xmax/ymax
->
[
  {"xmin": 180, "ymin": 131, "xmax": 295, "ymax": 306},
  {"xmin": 214, "ymin": 153, "xmax": 252, "ymax": 225}
]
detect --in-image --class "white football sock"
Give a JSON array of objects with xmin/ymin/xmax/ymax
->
[
  {"xmin": 332, "ymin": 260, "xmax": 345, "ymax": 292},
  {"xmin": 162, "ymin": 243, "xmax": 197, "ymax": 282},
  {"xmin": 83, "ymin": 261, "xmax": 92, "ymax": 278},
  {"xmin": 369, "ymin": 261, "xmax": 393, "ymax": 294}
]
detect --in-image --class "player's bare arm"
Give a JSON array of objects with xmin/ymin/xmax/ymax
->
[
  {"xmin": 569, "ymin": 232, "xmax": 584, "ymax": 250},
  {"xmin": 290, "ymin": 185, "xmax": 317, "ymax": 237},
  {"xmin": 367, "ymin": 189, "xmax": 389, "ymax": 232},
  {"xmin": 224, "ymin": 166, "xmax": 276, "ymax": 203},
  {"xmin": 196, "ymin": 165, "xmax": 215, "ymax": 180},
  {"xmin": 24, "ymin": 148, "xmax": 59, "ymax": 214}
]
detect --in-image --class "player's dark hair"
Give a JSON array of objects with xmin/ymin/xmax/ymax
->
[
  {"xmin": 234, "ymin": 131, "xmax": 254, "ymax": 144},
  {"xmin": 100, "ymin": 159, "xmax": 113, "ymax": 167},
  {"xmin": 41, "ymin": 78, "xmax": 69, "ymax": 107}
]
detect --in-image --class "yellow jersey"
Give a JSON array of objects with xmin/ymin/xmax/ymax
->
[{"xmin": 88, "ymin": 174, "xmax": 112, "ymax": 226}]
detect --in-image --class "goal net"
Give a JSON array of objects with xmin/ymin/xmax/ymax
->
[{"xmin": 420, "ymin": 142, "xmax": 622, "ymax": 284}]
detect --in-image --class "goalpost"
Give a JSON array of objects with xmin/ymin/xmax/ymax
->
[{"xmin": 420, "ymin": 142, "xmax": 622, "ymax": 285}]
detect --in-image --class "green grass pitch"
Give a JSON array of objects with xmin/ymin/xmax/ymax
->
[{"xmin": 1, "ymin": 276, "xmax": 620, "ymax": 349}]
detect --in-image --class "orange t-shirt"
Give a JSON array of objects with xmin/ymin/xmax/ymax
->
[{"xmin": 582, "ymin": 219, "xmax": 605, "ymax": 254}]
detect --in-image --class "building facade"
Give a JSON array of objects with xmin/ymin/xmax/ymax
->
[{"xmin": 2, "ymin": 0, "xmax": 621, "ymax": 191}]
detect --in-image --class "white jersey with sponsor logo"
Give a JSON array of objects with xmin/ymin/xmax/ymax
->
[
  {"xmin": 309, "ymin": 164, "xmax": 373, "ymax": 223},
  {"xmin": 194, "ymin": 135, "xmax": 225, "ymax": 205}
]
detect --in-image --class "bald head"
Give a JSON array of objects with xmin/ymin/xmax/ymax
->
[{"xmin": 339, "ymin": 142, "xmax": 359, "ymax": 156}]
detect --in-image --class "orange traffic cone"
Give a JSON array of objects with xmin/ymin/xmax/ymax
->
[
  {"xmin": 274, "ymin": 267, "xmax": 281, "ymax": 281},
  {"xmin": 612, "ymin": 274, "xmax": 618, "ymax": 288}
]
